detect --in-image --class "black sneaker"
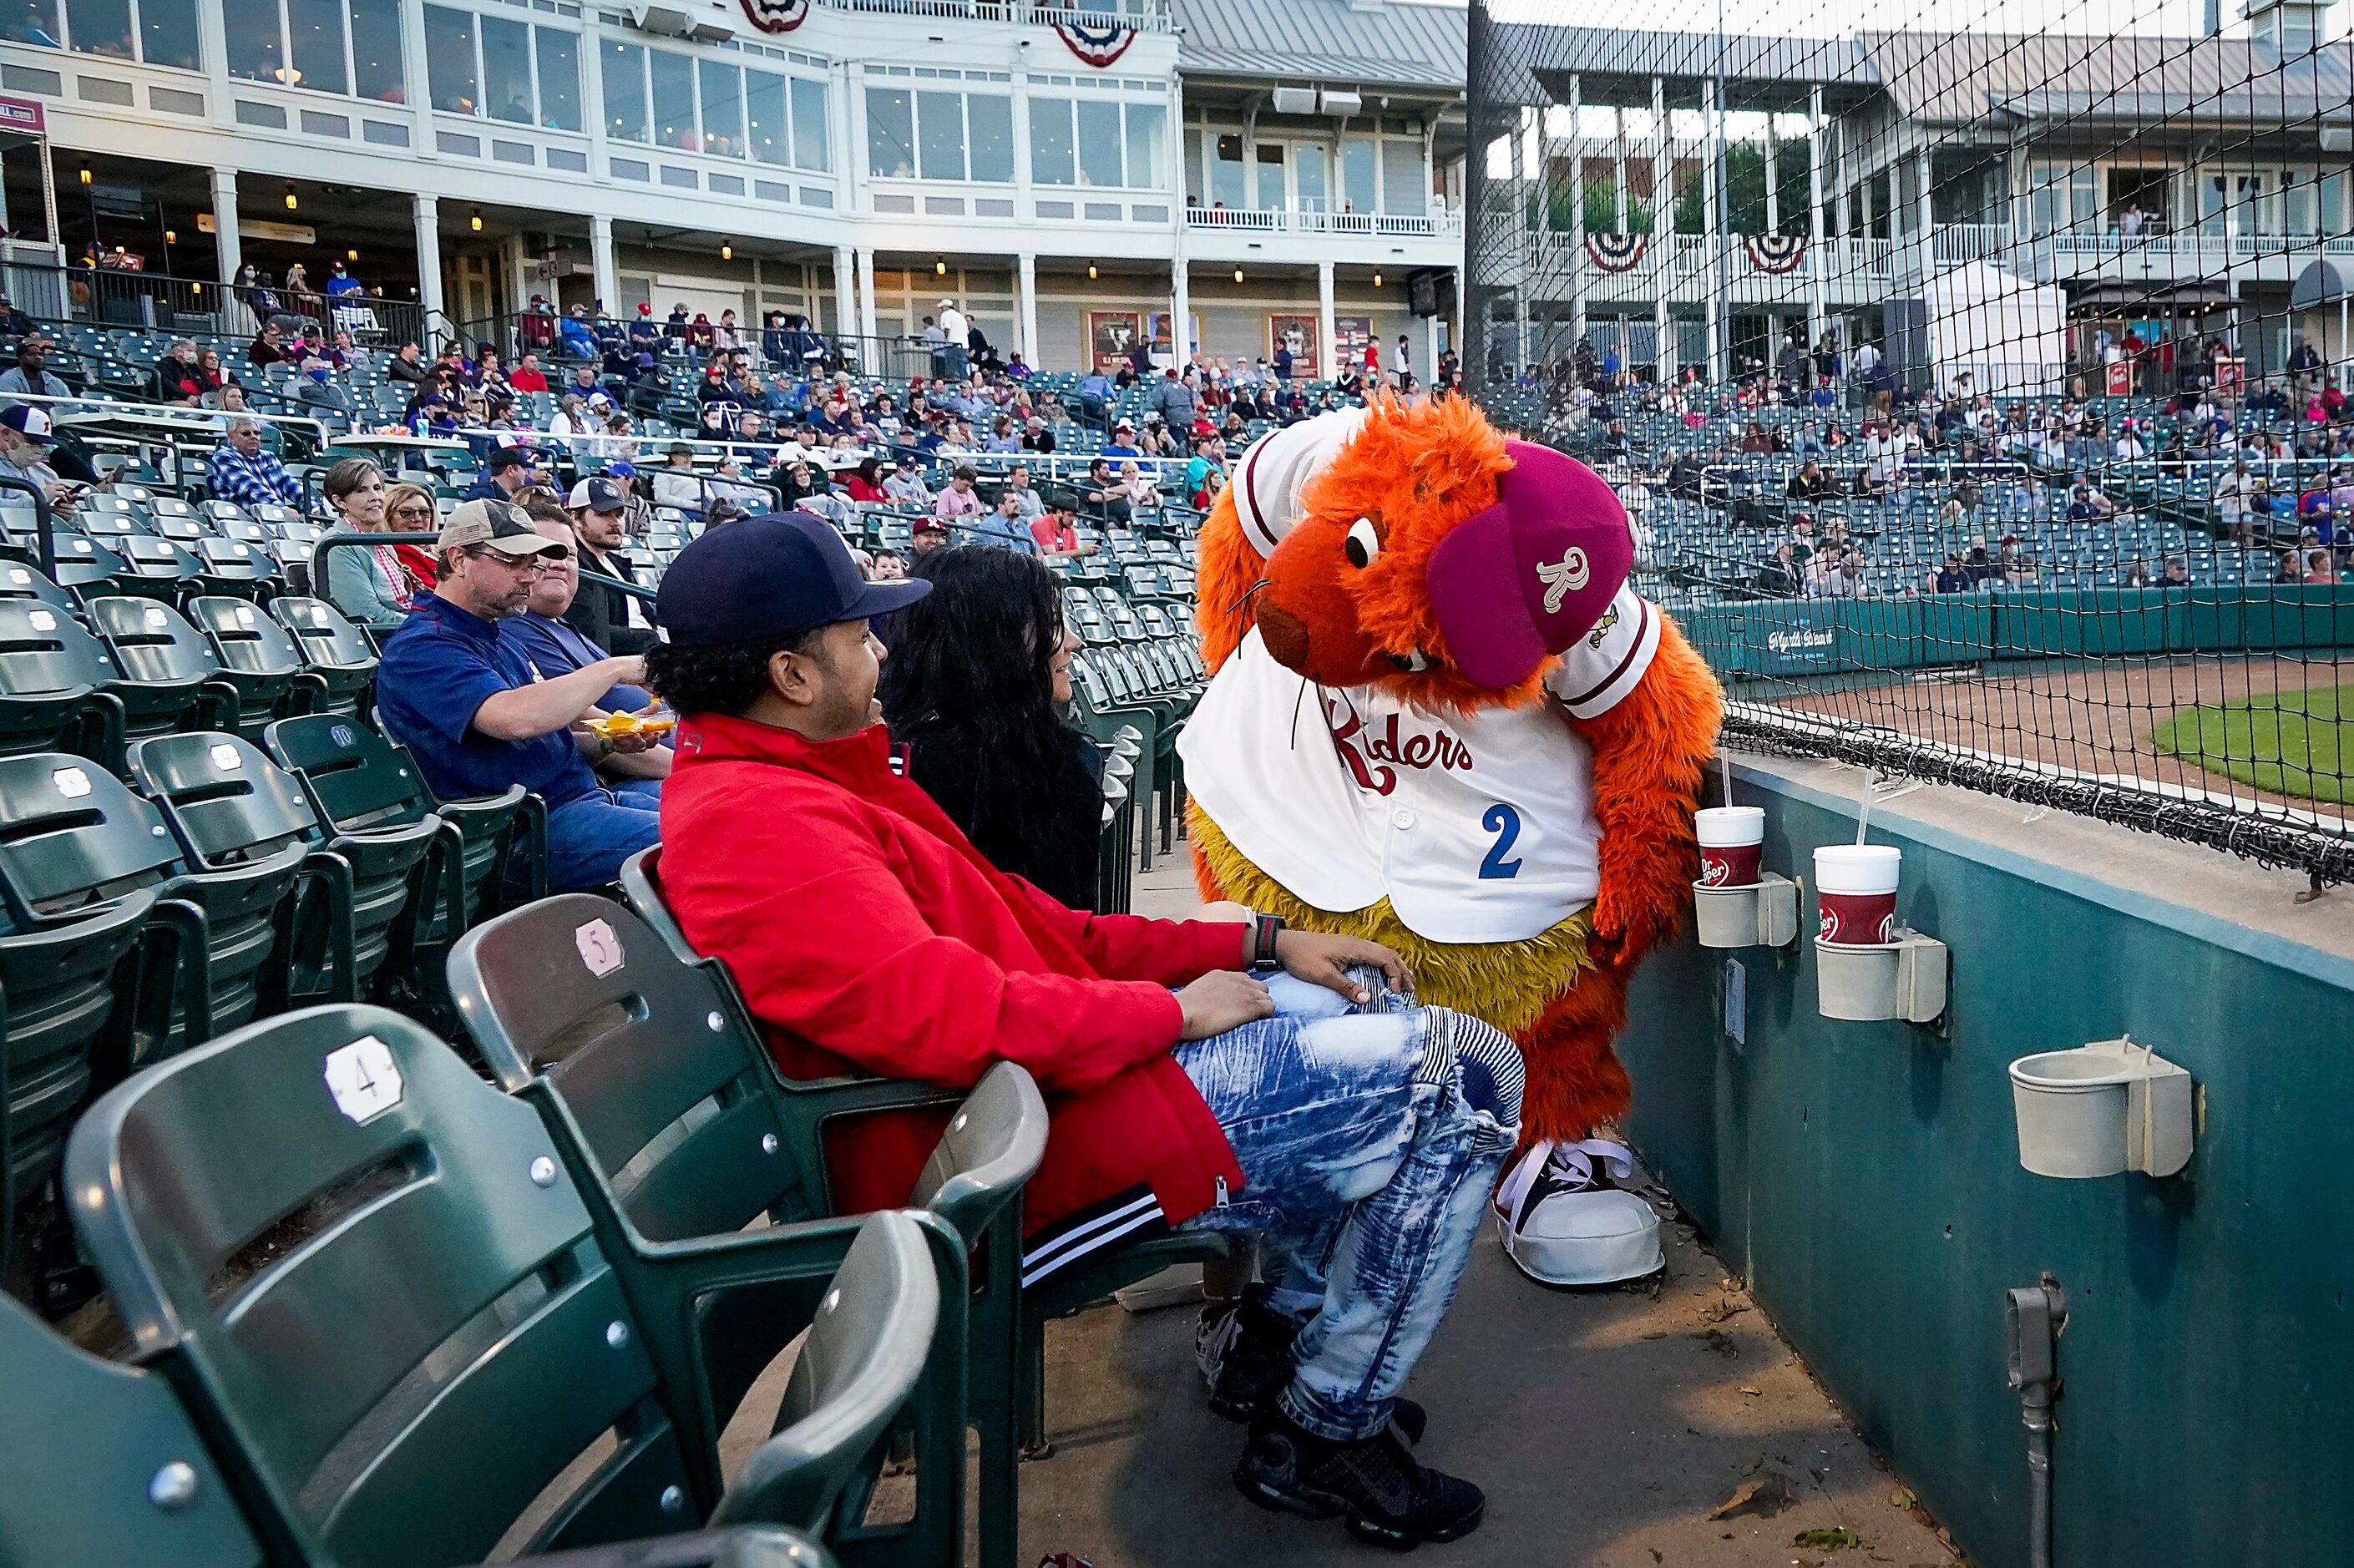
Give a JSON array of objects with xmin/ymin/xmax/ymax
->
[
  {"xmin": 1233, "ymin": 1409, "xmax": 1486, "ymax": 1550},
  {"xmin": 1197, "ymin": 1301, "xmax": 1428, "ymax": 1443}
]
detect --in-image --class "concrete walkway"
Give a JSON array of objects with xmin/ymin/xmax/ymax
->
[{"xmin": 1001, "ymin": 859, "xmax": 1967, "ymax": 1568}]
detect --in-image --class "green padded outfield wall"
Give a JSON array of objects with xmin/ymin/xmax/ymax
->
[
  {"xmin": 1618, "ymin": 763, "xmax": 2354, "ymax": 1568},
  {"xmin": 1679, "ymin": 584, "xmax": 2354, "ymax": 676}
]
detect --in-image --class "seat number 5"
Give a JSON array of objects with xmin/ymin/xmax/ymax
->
[{"xmin": 1479, "ymin": 803, "xmax": 1523, "ymax": 880}]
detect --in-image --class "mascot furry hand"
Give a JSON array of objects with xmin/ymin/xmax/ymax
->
[{"xmin": 1179, "ymin": 396, "xmax": 1723, "ymax": 1286}]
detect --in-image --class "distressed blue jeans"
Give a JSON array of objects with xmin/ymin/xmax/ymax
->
[{"xmin": 1177, "ymin": 974, "xmax": 1522, "ymax": 1442}]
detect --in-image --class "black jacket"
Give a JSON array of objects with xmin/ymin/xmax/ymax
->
[{"xmin": 564, "ymin": 544, "xmax": 656, "ymax": 655}]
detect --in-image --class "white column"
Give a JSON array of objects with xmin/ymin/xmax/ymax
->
[
  {"xmin": 1170, "ymin": 260, "xmax": 1190, "ymax": 368},
  {"xmin": 209, "ymin": 167, "xmax": 240, "ymax": 285},
  {"xmin": 1566, "ymin": 77, "xmax": 1583, "ymax": 355},
  {"xmin": 1018, "ymin": 251, "xmax": 1040, "ymax": 364},
  {"xmin": 1509, "ymin": 102, "xmax": 1536, "ymax": 368},
  {"xmin": 1807, "ymin": 86, "xmax": 1827, "ymax": 351},
  {"xmin": 1425, "ymin": 311, "xmax": 1440, "ymax": 388},
  {"xmin": 1764, "ymin": 113, "xmax": 1779, "ymax": 235},
  {"xmin": 590, "ymin": 215, "xmax": 617, "ymax": 311},
  {"xmin": 856, "ymin": 245, "xmax": 877, "ymax": 342},
  {"xmin": 1317, "ymin": 258, "xmax": 1336, "ymax": 382},
  {"xmin": 1916, "ymin": 142, "xmax": 1935, "ymax": 276},
  {"xmin": 1703, "ymin": 78, "xmax": 1721, "ymax": 381},
  {"xmin": 833, "ymin": 243, "xmax": 856, "ymax": 342},
  {"xmin": 1653, "ymin": 75, "xmax": 1672, "ymax": 380},
  {"xmin": 412, "ymin": 194, "xmax": 443, "ymax": 339}
]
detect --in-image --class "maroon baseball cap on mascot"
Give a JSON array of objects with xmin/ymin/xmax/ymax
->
[{"xmin": 1425, "ymin": 443, "xmax": 1633, "ymax": 688}]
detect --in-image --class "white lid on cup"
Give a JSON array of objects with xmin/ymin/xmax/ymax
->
[
  {"xmin": 1694, "ymin": 806, "xmax": 1766, "ymax": 847},
  {"xmin": 1815, "ymin": 843, "xmax": 1901, "ymax": 894}
]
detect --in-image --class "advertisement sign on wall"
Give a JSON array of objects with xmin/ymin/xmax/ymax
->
[
  {"xmin": 1088, "ymin": 309, "xmax": 1143, "ymax": 374},
  {"xmin": 1268, "ymin": 313, "xmax": 1319, "ymax": 378}
]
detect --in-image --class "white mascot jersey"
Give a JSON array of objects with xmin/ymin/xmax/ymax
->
[{"xmin": 1181, "ymin": 583, "xmax": 1662, "ymax": 944}]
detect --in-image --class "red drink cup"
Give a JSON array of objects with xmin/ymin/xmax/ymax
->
[
  {"xmin": 1815, "ymin": 844, "xmax": 1901, "ymax": 944},
  {"xmin": 1695, "ymin": 807, "xmax": 1765, "ymax": 888}
]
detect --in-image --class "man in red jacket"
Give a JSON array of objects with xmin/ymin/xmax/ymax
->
[{"xmin": 648, "ymin": 515, "xmax": 1525, "ymax": 1548}]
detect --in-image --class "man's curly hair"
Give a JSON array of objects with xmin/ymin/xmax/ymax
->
[{"xmin": 643, "ymin": 626, "xmax": 823, "ymax": 717}]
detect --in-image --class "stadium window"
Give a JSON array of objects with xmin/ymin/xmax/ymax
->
[
  {"xmin": 287, "ymin": 0, "xmax": 347, "ymax": 94},
  {"xmin": 1294, "ymin": 142, "xmax": 1328, "ymax": 212},
  {"xmin": 603, "ymin": 40, "xmax": 649, "ymax": 144},
  {"xmin": 1124, "ymin": 102, "xmax": 1167, "ymax": 191},
  {"xmin": 969, "ymin": 94, "xmax": 1014, "ymax": 183},
  {"xmin": 650, "ymin": 48, "xmax": 695, "ymax": 151},
  {"xmin": 63, "ymin": 0, "xmax": 130, "ymax": 58},
  {"xmin": 535, "ymin": 28, "xmax": 580, "ymax": 132},
  {"xmin": 1076, "ymin": 99, "xmax": 1121, "ymax": 186},
  {"xmin": 1252, "ymin": 142, "xmax": 1283, "ymax": 207},
  {"xmin": 1030, "ymin": 97, "xmax": 1076, "ymax": 185},
  {"xmin": 747, "ymin": 69, "xmax": 787, "ymax": 166},
  {"xmin": 917, "ymin": 89, "xmax": 964, "ymax": 180},
  {"xmin": 423, "ymin": 6, "xmax": 478, "ymax": 115},
  {"xmin": 1381, "ymin": 140, "xmax": 1425, "ymax": 216},
  {"xmin": 1210, "ymin": 131, "xmax": 1244, "ymax": 206},
  {"xmin": 1341, "ymin": 138, "xmax": 1376, "ymax": 215},
  {"xmin": 349, "ymin": 0, "xmax": 403, "ymax": 102},
  {"xmin": 2322, "ymin": 171, "xmax": 2346, "ymax": 236},
  {"xmin": 2285, "ymin": 168, "xmax": 2317, "ymax": 236},
  {"xmin": 134, "ymin": 0, "xmax": 194, "ymax": 68},
  {"xmin": 867, "ymin": 87, "xmax": 915, "ymax": 179},
  {"xmin": 3, "ymin": 0, "xmax": 58, "ymax": 52},
  {"xmin": 701, "ymin": 59, "xmax": 745, "ymax": 158},
  {"xmin": 481, "ymin": 15, "xmax": 531, "ymax": 124},
  {"xmin": 791, "ymin": 77, "xmax": 829, "ymax": 172}
]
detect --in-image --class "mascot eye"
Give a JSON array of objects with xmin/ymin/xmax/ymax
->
[{"xmin": 1344, "ymin": 516, "xmax": 1381, "ymax": 569}]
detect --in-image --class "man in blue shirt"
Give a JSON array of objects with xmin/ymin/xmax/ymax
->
[
  {"xmin": 1101, "ymin": 418, "xmax": 1142, "ymax": 459},
  {"xmin": 461, "ymin": 443, "xmax": 544, "ymax": 503},
  {"xmin": 503, "ymin": 510, "xmax": 666, "ymax": 726},
  {"xmin": 377, "ymin": 498, "xmax": 665, "ymax": 890}
]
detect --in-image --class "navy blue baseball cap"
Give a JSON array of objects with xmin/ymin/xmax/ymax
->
[{"xmin": 656, "ymin": 511, "xmax": 929, "ymax": 646}]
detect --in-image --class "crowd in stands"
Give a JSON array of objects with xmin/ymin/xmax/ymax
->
[{"xmin": 1507, "ymin": 326, "xmax": 2354, "ymax": 599}]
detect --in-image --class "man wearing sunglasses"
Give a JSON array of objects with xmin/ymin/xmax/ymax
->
[{"xmin": 377, "ymin": 498, "xmax": 665, "ymax": 890}]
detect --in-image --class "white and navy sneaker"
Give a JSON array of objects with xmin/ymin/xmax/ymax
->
[{"xmin": 1491, "ymin": 1138, "xmax": 1664, "ymax": 1287}]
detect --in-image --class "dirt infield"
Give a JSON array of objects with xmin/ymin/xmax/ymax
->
[{"xmin": 1761, "ymin": 655, "xmax": 2352, "ymax": 822}]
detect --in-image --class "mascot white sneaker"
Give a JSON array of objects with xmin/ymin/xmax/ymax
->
[{"xmin": 1492, "ymin": 1138, "xmax": 1664, "ymax": 1286}]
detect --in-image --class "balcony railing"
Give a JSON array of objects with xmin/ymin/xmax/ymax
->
[
  {"xmin": 823, "ymin": 0, "xmax": 1177, "ymax": 29},
  {"xmin": 1182, "ymin": 205, "xmax": 1461, "ymax": 237}
]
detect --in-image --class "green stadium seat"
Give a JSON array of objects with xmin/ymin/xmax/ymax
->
[
  {"xmin": 108, "ymin": 535, "xmax": 205, "ymax": 602},
  {"xmin": 0, "ymin": 599, "xmax": 124, "ymax": 771},
  {"xmin": 267, "ymin": 595, "xmax": 378, "ymax": 721},
  {"xmin": 85, "ymin": 595, "xmax": 240, "ymax": 750},
  {"xmin": 0, "ymin": 1291, "xmax": 264, "ymax": 1566},
  {"xmin": 448, "ymin": 892, "xmax": 1047, "ymax": 1568},
  {"xmin": 617, "ymin": 847, "xmax": 1229, "ymax": 1464},
  {"xmin": 264, "ymin": 712, "xmax": 544, "ymax": 959},
  {"xmin": 0, "ymin": 561, "xmax": 84, "ymax": 615},
  {"xmin": 185, "ymin": 595, "xmax": 326, "ymax": 741},
  {"xmin": 63, "ymin": 1003, "xmax": 956, "ymax": 1568},
  {"xmin": 191, "ymin": 538, "xmax": 279, "ymax": 599}
]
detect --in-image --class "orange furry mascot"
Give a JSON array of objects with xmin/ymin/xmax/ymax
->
[{"xmin": 1179, "ymin": 396, "xmax": 1723, "ymax": 1283}]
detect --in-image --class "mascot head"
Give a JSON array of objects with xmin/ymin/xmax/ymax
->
[{"xmin": 1219, "ymin": 395, "xmax": 1633, "ymax": 713}]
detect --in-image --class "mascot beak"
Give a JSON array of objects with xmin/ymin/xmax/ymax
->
[{"xmin": 1426, "ymin": 443, "xmax": 1633, "ymax": 689}]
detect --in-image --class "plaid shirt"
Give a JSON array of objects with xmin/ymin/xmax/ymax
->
[{"xmin": 206, "ymin": 443, "xmax": 303, "ymax": 508}]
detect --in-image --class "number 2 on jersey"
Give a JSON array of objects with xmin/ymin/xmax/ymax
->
[{"xmin": 1479, "ymin": 802, "xmax": 1524, "ymax": 880}]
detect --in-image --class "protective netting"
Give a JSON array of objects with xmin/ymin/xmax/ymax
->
[{"xmin": 1463, "ymin": 0, "xmax": 2354, "ymax": 882}]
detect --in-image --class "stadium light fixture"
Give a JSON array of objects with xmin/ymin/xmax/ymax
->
[
  {"xmin": 1233, "ymin": 266, "xmax": 1244, "ymax": 283},
  {"xmin": 934, "ymin": 257, "xmax": 947, "ymax": 276},
  {"xmin": 721, "ymin": 240, "xmax": 732, "ymax": 260},
  {"xmin": 78, "ymin": 167, "xmax": 90, "ymax": 185},
  {"xmin": 1088, "ymin": 261, "xmax": 1098, "ymax": 280},
  {"xmin": 285, "ymin": 187, "xmax": 299, "ymax": 210},
  {"xmin": 164, "ymin": 230, "xmax": 175, "ymax": 245},
  {"xmin": 1374, "ymin": 271, "xmax": 1384, "ymax": 286},
  {"xmin": 347, "ymin": 249, "xmax": 358, "ymax": 262},
  {"xmin": 470, "ymin": 208, "xmax": 483, "ymax": 231}
]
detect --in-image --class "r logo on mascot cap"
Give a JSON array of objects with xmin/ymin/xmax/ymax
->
[{"xmin": 1425, "ymin": 442, "xmax": 1633, "ymax": 688}]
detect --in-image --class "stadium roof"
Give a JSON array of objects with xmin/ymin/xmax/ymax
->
[
  {"xmin": 1481, "ymin": 24, "xmax": 1876, "ymax": 113},
  {"xmin": 1855, "ymin": 30, "xmax": 2354, "ymax": 127},
  {"xmin": 1172, "ymin": 0, "xmax": 1466, "ymax": 92}
]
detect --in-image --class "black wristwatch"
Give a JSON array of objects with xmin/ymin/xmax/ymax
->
[{"xmin": 1250, "ymin": 913, "xmax": 1286, "ymax": 971}]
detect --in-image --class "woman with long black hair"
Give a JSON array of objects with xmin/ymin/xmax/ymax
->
[{"xmin": 877, "ymin": 545, "xmax": 1104, "ymax": 908}]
